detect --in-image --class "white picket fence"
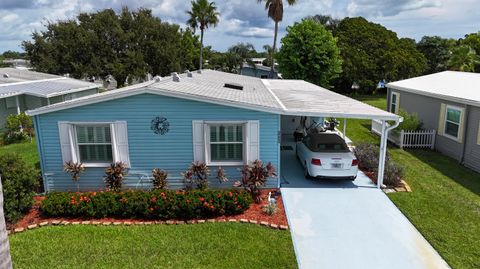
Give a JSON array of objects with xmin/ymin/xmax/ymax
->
[{"xmin": 371, "ymin": 120, "xmax": 436, "ymax": 149}]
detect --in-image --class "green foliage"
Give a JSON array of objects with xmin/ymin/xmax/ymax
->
[
  {"xmin": 228, "ymin": 42, "xmax": 257, "ymax": 73},
  {"xmin": 277, "ymin": 19, "xmax": 342, "ymax": 88},
  {"xmin": 63, "ymin": 161, "xmax": 85, "ymax": 182},
  {"xmin": 152, "ymin": 168, "xmax": 168, "ymax": 190},
  {"xmin": 397, "ymin": 110, "xmax": 422, "ymax": 131},
  {"xmin": 460, "ymin": 32, "xmax": 480, "ymax": 72},
  {"xmin": 40, "ymin": 189, "xmax": 252, "ymax": 220},
  {"xmin": 0, "ymin": 153, "xmax": 38, "ymax": 223},
  {"xmin": 234, "ymin": 160, "xmax": 276, "ymax": 203},
  {"xmin": 334, "ymin": 17, "xmax": 426, "ymax": 93},
  {"xmin": 448, "ymin": 45, "xmax": 480, "ymax": 72},
  {"xmin": 262, "ymin": 202, "xmax": 278, "ymax": 216},
  {"xmin": 416, "ymin": 36, "xmax": 455, "ymax": 73},
  {"xmin": 3, "ymin": 113, "xmax": 34, "ymax": 145},
  {"xmin": 22, "ymin": 8, "xmax": 194, "ymax": 87},
  {"xmin": 103, "ymin": 162, "xmax": 128, "ymax": 192},
  {"xmin": 182, "ymin": 162, "xmax": 209, "ymax": 190}
]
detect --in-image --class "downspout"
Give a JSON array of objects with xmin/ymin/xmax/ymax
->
[
  {"xmin": 377, "ymin": 117, "xmax": 403, "ymax": 188},
  {"xmin": 459, "ymin": 105, "xmax": 470, "ymax": 165}
]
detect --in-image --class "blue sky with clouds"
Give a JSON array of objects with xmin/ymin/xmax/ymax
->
[{"xmin": 0, "ymin": 0, "xmax": 479, "ymax": 53}]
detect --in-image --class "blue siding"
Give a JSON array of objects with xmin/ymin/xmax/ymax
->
[{"xmin": 35, "ymin": 93, "xmax": 280, "ymax": 191}]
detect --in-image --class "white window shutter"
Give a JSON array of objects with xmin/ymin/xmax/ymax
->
[
  {"xmin": 58, "ymin": 122, "xmax": 77, "ymax": 164},
  {"xmin": 247, "ymin": 120, "xmax": 260, "ymax": 163},
  {"xmin": 457, "ymin": 108, "xmax": 466, "ymax": 143},
  {"xmin": 113, "ymin": 121, "xmax": 130, "ymax": 167},
  {"xmin": 438, "ymin": 103, "xmax": 446, "ymax": 136},
  {"xmin": 192, "ymin": 120, "xmax": 205, "ymax": 163}
]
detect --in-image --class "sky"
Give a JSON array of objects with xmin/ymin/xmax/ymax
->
[{"xmin": 0, "ymin": 0, "xmax": 479, "ymax": 53}]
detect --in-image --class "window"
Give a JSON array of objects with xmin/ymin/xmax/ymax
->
[
  {"xmin": 444, "ymin": 106, "xmax": 462, "ymax": 139},
  {"xmin": 208, "ymin": 124, "xmax": 244, "ymax": 164},
  {"xmin": 260, "ymin": 75, "xmax": 268, "ymax": 79},
  {"xmin": 390, "ymin": 92, "xmax": 399, "ymax": 114},
  {"xmin": 75, "ymin": 125, "xmax": 113, "ymax": 163}
]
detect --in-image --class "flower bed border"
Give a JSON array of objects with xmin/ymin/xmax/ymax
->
[{"xmin": 9, "ymin": 218, "xmax": 289, "ymax": 235}]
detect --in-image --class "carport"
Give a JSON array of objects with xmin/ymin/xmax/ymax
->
[{"xmin": 265, "ymin": 80, "xmax": 402, "ymax": 188}]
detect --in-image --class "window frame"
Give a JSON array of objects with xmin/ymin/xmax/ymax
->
[
  {"xmin": 443, "ymin": 105, "xmax": 463, "ymax": 141},
  {"xmin": 390, "ymin": 92, "xmax": 399, "ymax": 114},
  {"xmin": 204, "ymin": 121, "xmax": 247, "ymax": 166},
  {"xmin": 73, "ymin": 122, "xmax": 115, "ymax": 167}
]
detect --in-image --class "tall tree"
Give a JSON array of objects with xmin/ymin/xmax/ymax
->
[
  {"xmin": 186, "ymin": 0, "xmax": 220, "ymax": 71},
  {"xmin": 310, "ymin": 14, "xmax": 340, "ymax": 32},
  {"xmin": 228, "ymin": 43, "xmax": 257, "ymax": 73},
  {"xmin": 416, "ymin": 36, "xmax": 454, "ymax": 74},
  {"xmin": 460, "ymin": 32, "xmax": 480, "ymax": 72},
  {"xmin": 448, "ymin": 45, "xmax": 480, "ymax": 72},
  {"xmin": 0, "ymin": 175, "xmax": 13, "ymax": 269},
  {"xmin": 262, "ymin": 44, "xmax": 274, "ymax": 67},
  {"xmin": 258, "ymin": 0, "xmax": 297, "ymax": 78},
  {"xmin": 277, "ymin": 19, "xmax": 342, "ymax": 88}
]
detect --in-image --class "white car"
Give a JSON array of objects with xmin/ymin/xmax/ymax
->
[{"xmin": 296, "ymin": 133, "xmax": 358, "ymax": 180}]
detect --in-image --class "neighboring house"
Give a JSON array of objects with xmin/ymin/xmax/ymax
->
[
  {"xmin": 386, "ymin": 71, "xmax": 480, "ymax": 173},
  {"xmin": 240, "ymin": 64, "xmax": 280, "ymax": 79},
  {"xmin": 0, "ymin": 68, "xmax": 100, "ymax": 128},
  {"xmin": 2, "ymin": 59, "xmax": 30, "ymax": 70},
  {"xmin": 27, "ymin": 70, "xmax": 398, "ymax": 192}
]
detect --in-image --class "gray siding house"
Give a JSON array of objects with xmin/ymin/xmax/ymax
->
[
  {"xmin": 240, "ymin": 64, "xmax": 279, "ymax": 79},
  {"xmin": 386, "ymin": 71, "xmax": 480, "ymax": 173},
  {"xmin": 0, "ymin": 68, "xmax": 100, "ymax": 128}
]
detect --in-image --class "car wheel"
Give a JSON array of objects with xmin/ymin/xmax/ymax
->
[
  {"xmin": 349, "ymin": 176, "xmax": 357, "ymax": 181},
  {"xmin": 304, "ymin": 166, "xmax": 311, "ymax": 179}
]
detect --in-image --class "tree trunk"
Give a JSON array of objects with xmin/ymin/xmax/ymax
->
[
  {"xmin": 199, "ymin": 29, "xmax": 204, "ymax": 71},
  {"xmin": 0, "ymin": 176, "xmax": 13, "ymax": 269},
  {"xmin": 270, "ymin": 21, "xmax": 279, "ymax": 79}
]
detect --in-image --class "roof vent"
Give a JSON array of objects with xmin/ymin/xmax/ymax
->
[
  {"xmin": 186, "ymin": 70, "xmax": 193, "ymax": 78},
  {"xmin": 153, "ymin": 75, "xmax": 162, "ymax": 82},
  {"xmin": 172, "ymin": 72, "xmax": 180, "ymax": 82},
  {"xmin": 224, "ymin": 82, "xmax": 243, "ymax": 91},
  {"xmin": 197, "ymin": 70, "xmax": 202, "ymax": 74},
  {"xmin": 3, "ymin": 73, "xmax": 9, "ymax": 78}
]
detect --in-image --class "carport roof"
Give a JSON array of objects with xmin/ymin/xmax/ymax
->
[{"xmin": 27, "ymin": 70, "xmax": 399, "ymax": 121}]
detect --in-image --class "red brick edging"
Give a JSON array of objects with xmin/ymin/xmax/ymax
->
[{"xmin": 9, "ymin": 218, "xmax": 289, "ymax": 235}]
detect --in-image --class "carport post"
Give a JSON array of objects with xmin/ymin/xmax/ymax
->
[
  {"xmin": 343, "ymin": 117, "xmax": 346, "ymax": 139},
  {"xmin": 377, "ymin": 121, "xmax": 388, "ymax": 188}
]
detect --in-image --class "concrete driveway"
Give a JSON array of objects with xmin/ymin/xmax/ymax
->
[{"xmin": 280, "ymin": 146, "xmax": 450, "ymax": 269}]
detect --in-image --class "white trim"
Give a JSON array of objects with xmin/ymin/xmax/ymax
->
[
  {"xmin": 386, "ymin": 84, "xmax": 480, "ymax": 108},
  {"xmin": 390, "ymin": 92, "xmax": 399, "ymax": 114},
  {"xmin": 73, "ymin": 123, "xmax": 115, "ymax": 166},
  {"xmin": 262, "ymin": 79, "xmax": 287, "ymax": 111},
  {"xmin": 204, "ymin": 121, "xmax": 247, "ymax": 166},
  {"xmin": 442, "ymin": 104, "xmax": 464, "ymax": 142},
  {"xmin": 0, "ymin": 77, "xmax": 66, "ymax": 87}
]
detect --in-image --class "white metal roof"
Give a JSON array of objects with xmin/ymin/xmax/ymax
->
[
  {"xmin": 0, "ymin": 68, "xmax": 100, "ymax": 98},
  {"xmin": 386, "ymin": 71, "xmax": 480, "ymax": 107},
  {"xmin": 27, "ymin": 70, "xmax": 399, "ymax": 121}
]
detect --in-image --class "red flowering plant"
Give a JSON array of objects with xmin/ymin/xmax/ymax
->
[
  {"xmin": 103, "ymin": 162, "xmax": 128, "ymax": 192},
  {"xmin": 182, "ymin": 162, "xmax": 209, "ymax": 190},
  {"xmin": 152, "ymin": 168, "xmax": 168, "ymax": 189},
  {"xmin": 234, "ymin": 160, "xmax": 276, "ymax": 203}
]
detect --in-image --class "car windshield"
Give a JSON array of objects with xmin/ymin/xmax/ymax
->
[{"xmin": 305, "ymin": 134, "xmax": 349, "ymax": 152}]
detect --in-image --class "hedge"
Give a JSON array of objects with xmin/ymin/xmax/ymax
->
[{"xmin": 40, "ymin": 189, "xmax": 252, "ymax": 220}]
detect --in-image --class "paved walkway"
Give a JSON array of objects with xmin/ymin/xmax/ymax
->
[{"xmin": 280, "ymin": 145, "xmax": 450, "ymax": 269}]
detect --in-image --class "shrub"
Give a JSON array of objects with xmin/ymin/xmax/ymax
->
[
  {"xmin": 152, "ymin": 168, "xmax": 168, "ymax": 189},
  {"xmin": 234, "ymin": 160, "xmax": 276, "ymax": 203},
  {"xmin": 63, "ymin": 162, "xmax": 85, "ymax": 192},
  {"xmin": 3, "ymin": 113, "xmax": 34, "ymax": 144},
  {"xmin": 182, "ymin": 162, "xmax": 209, "ymax": 190},
  {"xmin": 0, "ymin": 153, "xmax": 38, "ymax": 223},
  {"xmin": 103, "ymin": 162, "xmax": 128, "ymax": 192},
  {"xmin": 397, "ymin": 109, "xmax": 422, "ymax": 131},
  {"xmin": 40, "ymin": 189, "xmax": 252, "ymax": 220},
  {"xmin": 383, "ymin": 162, "xmax": 404, "ymax": 187},
  {"xmin": 262, "ymin": 202, "xmax": 278, "ymax": 216}
]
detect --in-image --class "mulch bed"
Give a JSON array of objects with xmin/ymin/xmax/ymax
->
[
  {"xmin": 9, "ymin": 189, "xmax": 288, "ymax": 232},
  {"xmin": 361, "ymin": 168, "xmax": 411, "ymax": 193}
]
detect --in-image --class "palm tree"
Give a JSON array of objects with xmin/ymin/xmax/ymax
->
[
  {"xmin": 0, "ymin": 174, "xmax": 13, "ymax": 269},
  {"xmin": 228, "ymin": 43, "xmax": 256, "ymax": 74},
  {"xmin": 448, "ymin": 45, "xmax": 480, "ymax": 72},
  {"xmin": 258, "ymin": 0, "xmax": 297, "ymax": 78},
  {"xmin": 187, "ymin": 0, "xmax": 220, "ymax": 71}
]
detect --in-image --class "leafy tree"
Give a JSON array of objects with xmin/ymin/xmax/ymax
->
[
  {"xmin": 334, "ymin": 17, "xmax": 426, "ymax": 93},
  {"xmin": 262, "ymin": 44, "xmax": 274, "ymax": 67},
  {"xmin": 416, "ymin": 36, "xmax": 454, "ymax": 74},
  {"xmin": 448, "ymin": 45, "xmax": 480, "ymax": 72},
  {"xmin": 187, "ymin": 0, "xmax": 220, "ymax": 71},
  {"xmin": 179, "ymin": 28, "xmax": 201, "ymax": 71},
  {"xmin": 23, "ymin": 7, "xmax": 193, "ymax": 88},
  {"xmin": 2, "ymin": 50, "xmax": 26, "ymax": 59},
  {"xmin": 257, "ymin": 0, "xmax": 297, "ymax": 78},
  {"xmin": 277, "ymin": 19, "xmax": 342, "ymax": 88},
  {"xmin": 310, "ymin": 14, "xmax": 341, "ymax": 32},
  {"xmin": 460, "ymin": 32, "xmax": 480, "ymax": 72},
  {"xmin": 228, "ymin": 43, "xmax": 257, "ymax": 73}
]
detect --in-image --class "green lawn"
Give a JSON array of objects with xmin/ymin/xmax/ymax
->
[
  {"xmin": 348, "ymin": 94, "xmax": 480, "ymax": 269},
  {"xmin": 9, "ymin": 223, "xmax": 297, "ymax": 269},
  {"xmin": 0, "ymin": 140, "xmax": 38, "ymax": 168}
]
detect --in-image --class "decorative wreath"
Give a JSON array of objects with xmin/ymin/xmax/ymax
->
[{"xmin": 151, "ymin": 117, "xmax": 170, "ymax": 135}]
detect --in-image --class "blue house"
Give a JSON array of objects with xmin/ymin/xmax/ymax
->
[
  {"xmin": 27, "ymin": 70, "xmax": 399, "ymax": 192},
  {"xmin": 240, "ymin": 64, "xmax": 280, "ymax": 79}
]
